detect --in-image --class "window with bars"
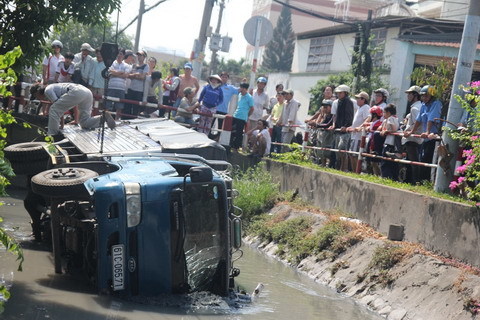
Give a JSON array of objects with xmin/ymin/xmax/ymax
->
[
  {"xmin": 306, "ymin": 36, "xmax": 334, "ymax": 72},
  {"xmin": 370, "ymin": 29, "xmax": 387, "ymax": 67}
]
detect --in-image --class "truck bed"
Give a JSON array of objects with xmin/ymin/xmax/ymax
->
[{"xmin": 62, "ymin": 118, "xmax": 227, "ymax": 160}]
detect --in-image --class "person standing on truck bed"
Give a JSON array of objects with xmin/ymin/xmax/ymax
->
[{"xmin": 30, "ymin": 83, "xmax": 116, "ymax": 137}]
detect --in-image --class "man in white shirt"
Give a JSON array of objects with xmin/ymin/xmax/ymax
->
[
  {"xmin": 278, "ymin": 89, "xmax": 299, "ymax": 150},
  {"xmin": 248, "ymin": 77, "xmax": 269, "ymax": 131},
  {"xmin": 73, "ymin": 43, "xmax": 95, "ymax": 86},
  {"xmin": 31, "ymin": 83, "xmax": 115, "ymax": 136},
  {"xmin": 42, "ymin": 40, "xmax": 64, "ymax": 85},
  {"xmin": 247, "ymin": 119, "xmax": 271, "ymax": 157},
  {"xmin": 348, "ymin": 91, "xmax": 371, "ymax": 171}
]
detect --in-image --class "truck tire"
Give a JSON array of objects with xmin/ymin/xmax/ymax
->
[
  {"xmin": 4, "ymin": 142, "xmax": 49, "ymax": 162},
  {"xmin": 31, "ymin": 167, "xmax": 98, "ymax": 198},
  {"xmin": 10, "ymin": 159, "xmax": 49, "ymax": 175}
]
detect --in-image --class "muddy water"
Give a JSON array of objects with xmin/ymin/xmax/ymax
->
[{"xmin": 1, "ymin": 187, "xmax": 381, "ymax": 320}]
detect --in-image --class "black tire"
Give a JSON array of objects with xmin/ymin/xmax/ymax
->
[
  {"xmin": 31, "ymin": 167, "xmax": 98, "ymax": 198},
  {"xmin": 398, "ymin": 165, "xmax": 408, "ymax": 183},
  {"xmin": 10, "ymin": 159, "xmax": 50, "ymax": 175},
  {"xmin": 4, "ymin": 142, "xmax": 49, "ymax": 162}
]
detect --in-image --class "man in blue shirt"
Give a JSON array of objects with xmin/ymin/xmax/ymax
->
[
  {"xmin": 404, "ymin": 85, "xmax": 442, "ymax": 181},
  {"xmin": 230, "ymin": 83, "xmax": 254, "ymax": 151}
]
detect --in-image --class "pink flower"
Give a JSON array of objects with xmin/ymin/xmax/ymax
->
[
  {"xmin": 458, "ymin": 176, "xmax": 466, "ymax": 184},
  {"xmin": 465, "ymin": 155, "xmax": 476, "ymax": 166},
  {"xmin": 463, "ymin": 149, "xmax": 473, "ymax": 157},
  {"xmin": 456, "ymin": 164, "xmax": 467, "ymax": 174},
  {"xmin": 471, "ymin": 136, "xmax": 479, "ymax": 141},
  {"xmin": 476, "ymin": 203, "xmax": 480, "ymax": 207},
  {"xmin": 449, "ymin": 180, "xmax": 458, "ymax": 190}
]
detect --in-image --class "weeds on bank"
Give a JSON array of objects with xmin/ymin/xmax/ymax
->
[
  {"xmin": 360, "ymin": 243, "xmax": 410, "ymax": 288},
  {"xmin": 233, "ymin": 166, "xmax": 283, "ymax": 222},
  {"xmin": 248, "ymin": 214, "xmax": 365, "ymax": 265}
]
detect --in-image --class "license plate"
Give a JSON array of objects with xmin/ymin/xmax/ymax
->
[{"xmin": 112, "ymin": 244, "xmax": 125, "ymax": 291}]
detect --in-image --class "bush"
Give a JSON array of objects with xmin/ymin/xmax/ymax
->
[
  {"xmin": 233, "ymin": 166, "xmax": 281, "ymax": 222},
  {"xmin": 370, "ymin": 244, "xmax": 407, "ymax": 270}
]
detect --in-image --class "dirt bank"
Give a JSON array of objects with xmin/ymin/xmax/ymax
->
[{"xmin": 244, "ymin": 203, "xmax": 480, "ymax": 320}]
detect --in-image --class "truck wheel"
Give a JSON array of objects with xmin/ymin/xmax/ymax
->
[
  {"xmin": 31, "ymin": 167, "xmax": 98, "ymax": 198},
  {"xmin": 4, "ymin": 142, "xmax": 48, "ymax": 162},
  {"xmin": 9, "ymin": 159, "xmax": 49, "ymax": 176}
]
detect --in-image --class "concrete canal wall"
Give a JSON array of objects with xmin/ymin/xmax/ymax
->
[{"xmin": 229, "ymin": 154, "xmax": 480, "ymax": 267}]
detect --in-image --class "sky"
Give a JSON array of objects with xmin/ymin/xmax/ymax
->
[{"xmin": 118, "ymin": 0, "xmax": 254, "ymax": 62}]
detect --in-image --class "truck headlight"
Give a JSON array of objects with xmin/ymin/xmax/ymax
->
[{"xmin": 124, "ymin": 182, "xmax": 141, "ymax": 227}]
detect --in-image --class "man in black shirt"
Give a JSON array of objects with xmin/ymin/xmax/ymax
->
[{"xmin": 328, "ymin": 84, "xmax": 354, "ymax": 171}]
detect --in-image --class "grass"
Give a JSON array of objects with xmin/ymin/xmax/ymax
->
[
  {"xmin": 270, "ymin": 148, "xmax": 475, "ymax": 206},
  {"xmin": 233, "ymin": 166, "xmax": 284, "ymax": 222},
  {"xmin": 248, "ymin": 214, "xmax": 365, "ymax": 265},
  {"xmin": 369, "ymin": 243, "xmax": 409, "ymax": 270}
]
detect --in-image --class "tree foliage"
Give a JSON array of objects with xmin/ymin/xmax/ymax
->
[
  {"xmin": 261, "ymin": 4, "xmax": 295, "ymax": 72},
  {"xmin": 0, "ymin": 0, "xmax": 119, "ymax": 70},
  {"xmin": 308, "ymin": 70, "xmax": 387, "ymax": 115},
  {"xmin": 411, "ymin": 59, "xmax": 455, "ymax": 119},
  {"xmin": 447, "ymin": 81, "xmax": 480, "ymax": 203},
  {"xmin": 216, "ymin": 57, "xmax": 251, "ymax": 79},
  {"xmin": 49, "ymin": 20, "xmax": 133, "ymax": 55},
  {"xmin": 0, "ymin": 46, "xmax": 24, "ymax": 314}
]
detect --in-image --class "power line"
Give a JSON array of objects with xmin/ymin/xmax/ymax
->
[{"xmin": 272, "ymin": 0, "xmax": 356, "ymax": 26}]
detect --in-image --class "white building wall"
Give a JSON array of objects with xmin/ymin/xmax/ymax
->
[
  {"xmin": 330, "ymin": 33, "xmax": 355, "ymax": 71},
  {"xmin": 291, "ymin": 38, "xmax": 311, "ymax": 73}
]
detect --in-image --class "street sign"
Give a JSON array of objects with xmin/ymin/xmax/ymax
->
[{"xmin": 243, "ymin": 16, "xmax": 274, "ymax": 47}]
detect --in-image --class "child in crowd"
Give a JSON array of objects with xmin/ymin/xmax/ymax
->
[
  {"xmin": 55, "ymin": 52, "xmax": 75, "ymax": 83},
  {"xmin": 365, "ymin": 106, "xmax": 383, "ymax": 176},
  {"xmin": 378, "ymin": 104, "xmax": 400, "ymax": 179},
  {"xmin": 315, "ymin": 99, "xmax": 334, "ymax": 166}
]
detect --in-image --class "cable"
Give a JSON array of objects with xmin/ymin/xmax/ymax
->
[{"xmin": 272, "ymin": 0, "xmax": 356, "ymax": 26}]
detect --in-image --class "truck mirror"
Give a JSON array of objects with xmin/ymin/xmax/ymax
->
[
  {"xmin": 189, "ymin": 167, "xmax": 213, "ymax": 183},
  {"xmin": 232, "ymin": 217, "xmax": 242, "ymax": 249}
]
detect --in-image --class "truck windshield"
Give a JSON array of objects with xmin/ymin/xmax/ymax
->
[{"xmin": 182, "ymin": 183, "xmax": 225, "ymax": 292}]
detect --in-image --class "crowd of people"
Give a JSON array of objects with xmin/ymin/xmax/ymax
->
[
  {"xmin": 34, "ymin": 39, "xmax": 476, "ymax": 184},
  {"xmin": 303, "ymin": 84, "xmax": 445, "ymax": 183}
]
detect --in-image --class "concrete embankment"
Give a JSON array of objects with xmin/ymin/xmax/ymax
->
[
  {"xmin": 228, "ymin": 153, "xmax": 480, "ymax": 268},
  {"xmin": 245, "ymin": 204, "xmax": 480, "ymax": 320}
]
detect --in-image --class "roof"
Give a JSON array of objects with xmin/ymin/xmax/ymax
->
[
  {"xmin": 296, "ymin": 15, "xmax": 464, "ymax": 40},
  {"xmin": 411, "ymin": 41, "xmax": 480, "ymax": 50}
]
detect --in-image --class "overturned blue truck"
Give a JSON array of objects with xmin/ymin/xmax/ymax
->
[{"xmin": 6, "ymin": 118, "xmax": 242, "ymax": 297}]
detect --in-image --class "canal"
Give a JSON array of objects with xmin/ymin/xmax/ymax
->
[{"xmin": 1, "ymin": 187, "xmax": 381, "ymax": 319}]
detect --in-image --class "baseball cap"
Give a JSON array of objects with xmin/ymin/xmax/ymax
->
[
  {"xmin": 355, "ymin": 91, "xmax": 370, "ymax": 101},
  {"xmin": 80, "ymin": 43, "xmax": 94, "ymax": 52},
  {"xmin": 335, "ymin": 84, "xmax": 350, "ymax": 93},
  {"xmin": 405, "ymin": 85, "xmax": 421, "ymax": 94},
  {"xmin": 184, "ymin": 62, "xmax": 193, "ymax": 69}
]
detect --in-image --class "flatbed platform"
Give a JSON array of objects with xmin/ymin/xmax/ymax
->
[{"xmin": 62, "ymin": 118, "xmax": 227, "ymax": 160}]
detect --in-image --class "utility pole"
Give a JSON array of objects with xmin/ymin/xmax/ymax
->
[
  {"xmin": 192, "ymin": 0, "xmax": 215, "ymax": 80},
  {"xmin": 210, "ymin": 0, "xmax": 225, "ymax": 75},
  {"xmin": 134, "ymin": 0, "xmax": 145, "ymax": 52},
  {"xmin": 434, "ymin": 0, "xmax": 480, "ymax": 192}
]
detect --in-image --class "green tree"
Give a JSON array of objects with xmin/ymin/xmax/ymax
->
[
  {"xmin": 261, "ymin": 4, "xmax": 295, "ymax": 72},
  {"xmin": 50, "ymin": 20, "xmax": 134, "ymax": 54},
  {"xmin": 216, "ymin": 57, "xmax": 251, "ymax": 79},
  {"xmin": 307, "ymin": 69, "xmax": 387, "ymax": 115},
  {"xmin": 411, "ymin": 59, "xmax": 455, "ymax": 119},
  {"xmin": 0, "ymin": 45, "xmax": 25, "ymax": 314},
  {"xmin": 0, "ymin": 0, "xmax": 119, "ymax": 70}
]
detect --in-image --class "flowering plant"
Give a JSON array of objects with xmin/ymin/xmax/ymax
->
[{"xmin": 448, "ymin": 82, "xmax": 480, "ymax": 203}]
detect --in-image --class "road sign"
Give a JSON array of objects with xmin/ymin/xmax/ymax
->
[{"xmin": 243, "ymin": 16, "xmax": 274, "ymax": 47}]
